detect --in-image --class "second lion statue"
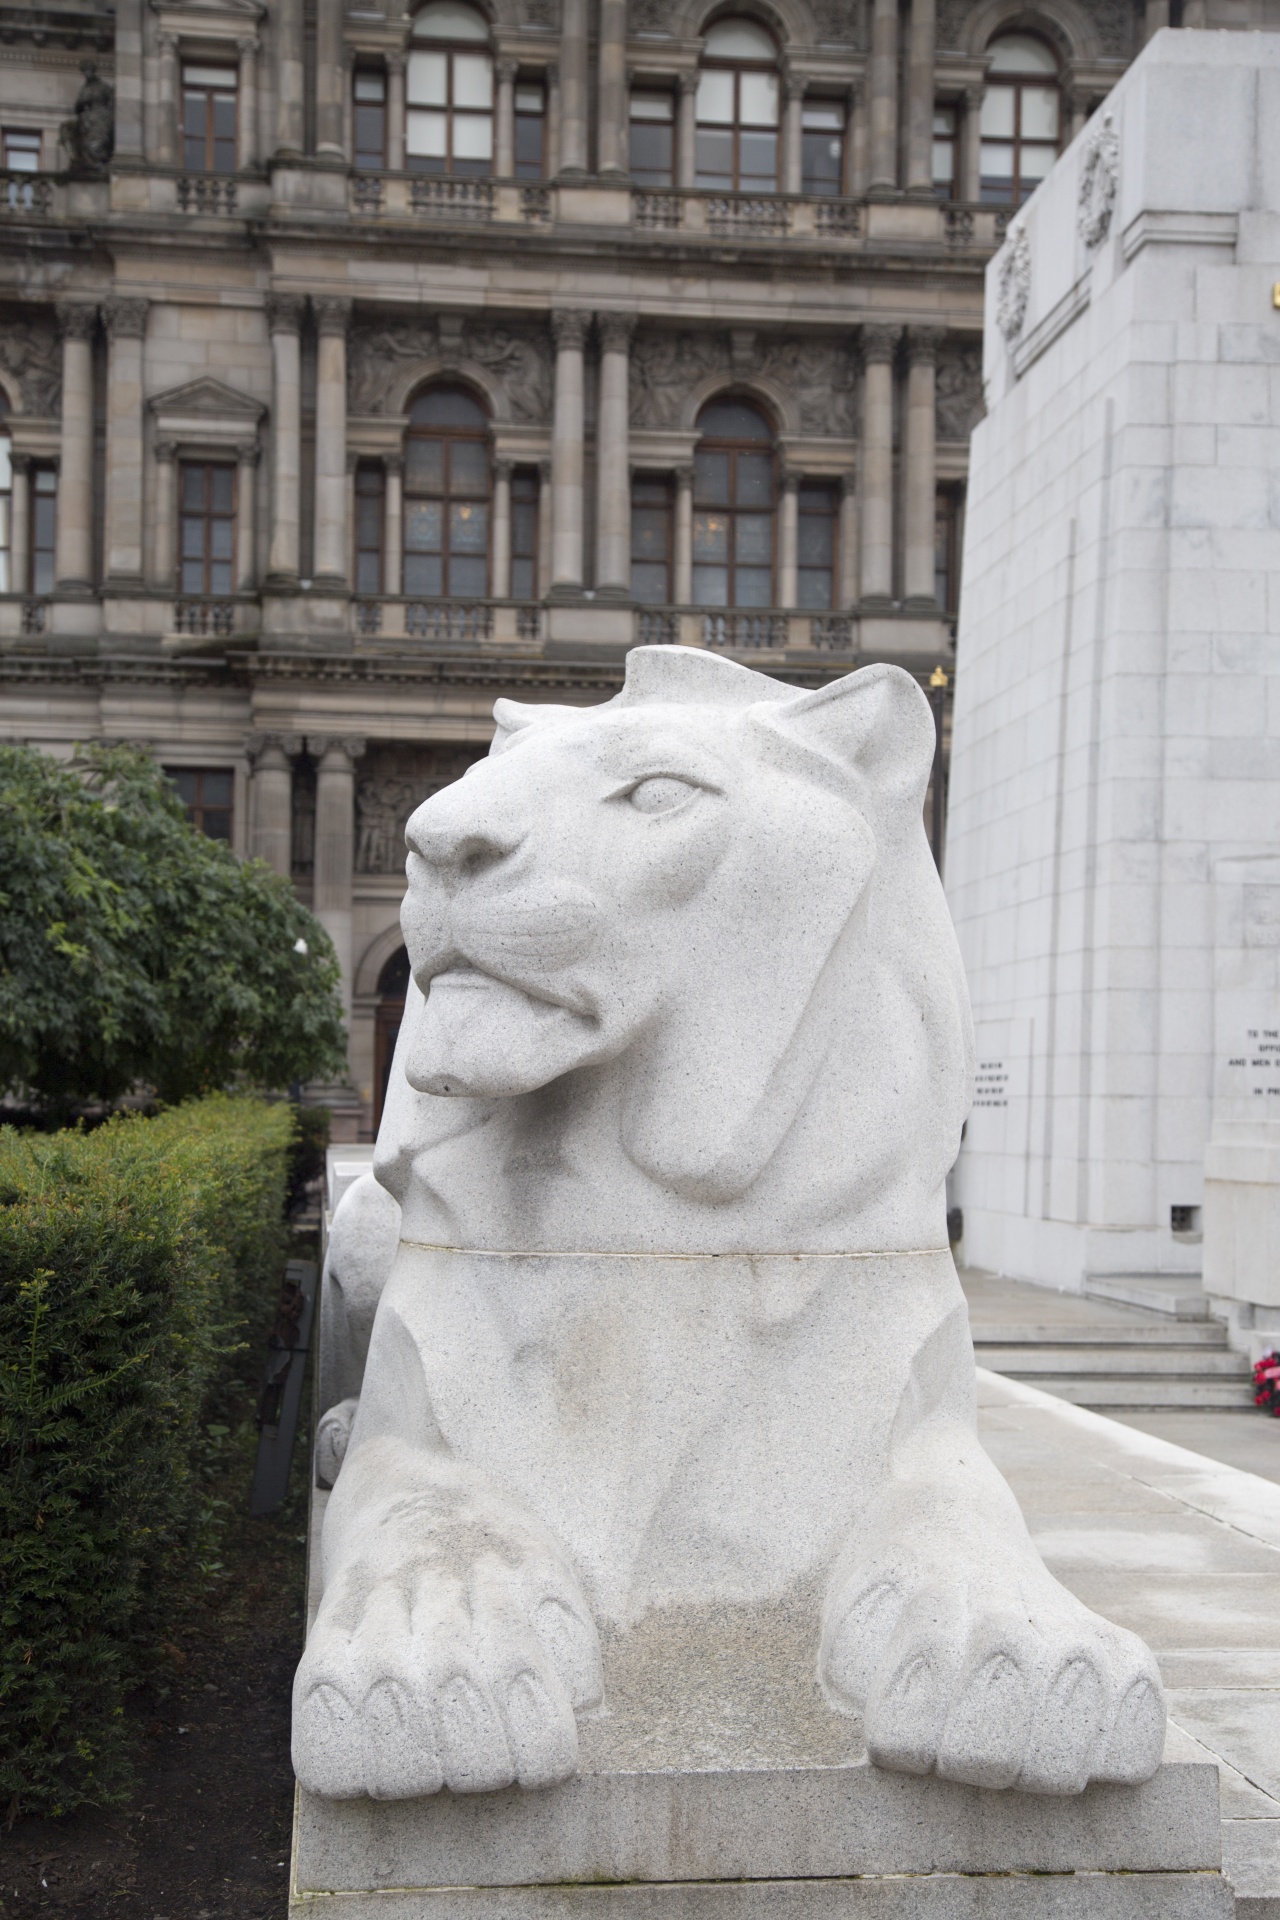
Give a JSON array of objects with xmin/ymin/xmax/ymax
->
[{"xmin": 294, "ymin": 647, "xmax": 1166, "ymax": 1803}]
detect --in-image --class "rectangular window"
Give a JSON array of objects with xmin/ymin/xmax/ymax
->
[
  {"xmin": 630, "ymin": 477, "xmax": 673, "ymax": 605},
  {"xmin": 801, "ymin": 101, "xmax": 844, "ymax": 196},
  {"xmin": 935, "ymin": 489, "xmax": 960, "ymax": 611},
  {"xmin": 796, "ymin": 484, "xmax": 836, "ymax": 609},
  {"xmin": 510, "ymin": 469, "xmax": 539, "ymax": 598},
  {"xmin": 32, "ymin": 467, "xmax": 56, "ymax": 595},
  {"xmin": 932, "ymin": 105, "xmax": 958, "ymax": 198},
  {"xmin": 696, "ymin": 67, "xmax": 777, "ymax": 193},
  {"xmin": 166, "ymin": 767, "xmax": 234, "ymax": 843},
  {"xmin": 179, "ymin": 461, "xmax": 236, "ymax": 595},
  {"xmin": 408, "ymin": 47, "xmax": 493, "ymax": 176},
  {"xmin": 629, "ymin": 91, "xmax": 674, "ymax": 188},
  {"xmin": 355, "ymin": 464, "xmax": 385, "ymax": 595},
  {"xmin": 514, "ymin": 83, "xmax": 545, "ymax": 178},
  {"xmin": 183, "ymin": 64, "xmax": 238, "ymax": 174},
  {"xmin": 354, "ymin": 70, "xmax": 387, "ymax": 170}
]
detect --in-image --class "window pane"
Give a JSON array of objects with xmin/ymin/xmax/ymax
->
[
  {"xmin": 703, "ymin": 18, "xmax": 775, "ymax": 59},
  {"xmin": 632, "ymin": 561, "xmax": 669, "ymax": 603},
  {"xmin": 355, "ymin": 71, "xmax": 386, "ymax": 101},
  {"xmin": 696, "ymin": 70, "xmax": 734, "ymax": 125},
  {"xmin": 1021, "ymin": 84, "xmax": 1059, "ymax": 138},
  {"xmin": 516, "ymin": 84, "xmax": 544, "ymax": 112},
  {"xmin": 408, "ymin": 50, "xmax": 448, "ymax": 104},
  {"xmin": 692, "ymin": 564, "xmax": 728, "ymax": 605},
  {"xmin": 210, "ymin": 467, "xmax": 234, "ymax": 512},
  {"xmin": 202, "ymin": 810, "xmax": 232, "ymax": 842},
  {"xmin": 739, "ymin": 129, "xmax": 776, "ymax": 186},
  {"xmin": 698, "ymin": 399, "xmax": 770, "ymax": 439},
  {"xmin": 512, "ymin": 500, "xmax": 537, "ymax": 554},
  {"xmin": 987, "ymin": 34, "xmax": 1056, "ymax": 72},
  {"xmin": 355, "ymin": 103, "xmax": 386, "ymax": 163},
  {"xmin": 932, "ymin": 139, "xmax": 955, "ymax": 187},
  {"xmin": 181, "ymin": 466, "xmax": 205, "ymax": 509},
  {"xmin": 631, "ymin": 507, "xmax": 669, "ymax": 559},
  {"xmin": 452, "ymin": 112, "xmax": 493, "ymax": 160},
  {"xmin": 735, "ymin": 452, "xmax": 773, "ymax": 507},
  {"xmin": 453, "ymin": 52, "xmax": 493, "ymax": 107},
  {"xmin": 405, "ymin": 499, "xmax": 443, "ymax": 550},
  {"xmin": 631, "ymin": 120, "xmax": 673, "ymax": 184},
  {"xmin": 209, "ymin": 559, "xmax": 232, "ymax": 592},
  {"xmin": 797, "ymin": 567, "xmax": 832, "ymax": 609},
  {"xmin": 739, "ymin": 71, "xmax": 778, "ymax": 127},
  {"xmin": 631, "ymin": 91, "xmax": 673, "ymax": 121},
  {"xmin": 449, "ymin": 499, "xmax": 488, "ymax": 553},
  {"xmin": 980, "ymin": 142, "xmax": 1014, "ymax": 184},
  {"xmin": 6, "ymin": 132, "xmax": 41, "ymax": 170},
  {"xmin": 171, "ymin": 770, "xmax": 198, "ymax": 806},
  {"xmin": 184, "ymin": 63, "xmax": 236, "ymax": 85},
  {"xmin": 404, "ymin": 552, "xmax": 444, "ymax": 594},
  {"xmin": 735, "ymin": 513, "xmax": 772, "ymax": 563},
  {"xmin": 202, "ymin": 772, "xmax": 233, "ymax": 806},
  {"xmin": 980, "ymin": 88, "xmax": 1014, "ymax": 137},
  {"xmin": 1020, "ymin": 141, "xmax": 1056, "ymax": 184},
  {"xmin": 734, "ymin": 565, "xmax": 772, "ymax": 606},
  {"xmin": 210, "ymin": 520, "xmax": 233, "ymax": 561},
  {"xmin": 511, "ymin": 555, "xmax": 534, "ymax": 597},
  {"xmin": 515, "ymin": 113, "xmax": 544, "ymax": 174},
  {"xmin": 693, "ymin": 450, "xmax": 729, "ymax": 506},
  {"xmin": 413, "ymin": 387, "xmax": 487, "ymax": 426},
  {"xmin": 181, "ymin": 558, "xmax": 204, "ymax": 592},
  {"xmin": 181, "ymin": 519, "xmax": 205, "ymax": 559},
  {"xmin": 413, "ymin": 0, "xmax": 489, "ymax": 38},
  {"xmin": 802, "ymin": 129, "xmax": 842, "ymax": 193},
  {"xmin": 449, "ymin": 553, "xmax": 487, "ymax": 595},
  {"xmin": 692, "ymin": 511, "xmax": 728, "ymax": 560},
  {"xmin": 357, "ymin": 551, "xmax": 382, "ymax": 593},
  {"xmin": 694, "ymin": 130, "xmax": 733, "ymax": 188},
  {"xmin": 797, "ymin": 517, "xmax": 832, "ymax": 565},
  {"xmin": 449, "ymin": 440, "xmax": 488, "ymax": 492},
  {"xmin": 802, "ymin": 104, "xmax": 843, "ymax": 130},
  {"xmin": 406, "ymin": 438, "xmax": 445, "ymax": 488},
  {"xmin": 408, "ymin": 108, "xmax": 449, "ymax": 157}
]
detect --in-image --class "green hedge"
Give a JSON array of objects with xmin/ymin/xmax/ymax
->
[{"xmin": 0, "ymin": 1094, "xmax": 295, "ymax": 1816}]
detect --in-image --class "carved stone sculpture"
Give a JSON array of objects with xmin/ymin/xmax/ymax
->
[
  {"xmin": 62, "ymin": 62, "xmax": 114, "ymax": 175},
  {"xmin": 293, "ymin": 647, "xmax": 1166, "ymax": 1805}
]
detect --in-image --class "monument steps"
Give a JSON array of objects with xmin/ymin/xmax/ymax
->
[
  {"xmin": 1086, "ymin": 1273, "xmax": 1211, "ymax": 1321},
  {"xmin": 973, "ymin": 1322, "xmax": 1254, "ymax": 1411}
]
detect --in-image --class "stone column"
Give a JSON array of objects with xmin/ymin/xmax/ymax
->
[
  {"xmin": 267, "ymin": 295, "xmax": 303, "ymax": 585},
  {"xmin": 9, "ymin": 454, "xmax": 31, "ymax": 594},
  {"xmin": 103, "ymin": 297, "xmax": 148, "ymax": 586},
  {"xmin": 859, "ymin": 323, "xmax": 900, "ymax": 607},
  {"xmin": 1144, "ymin": 0, "xmax": 1170, "ymax": 36},
  {"xmin": 250, "ymin": 736, "xmax": 296, "ymax": 877},
  {"xmin": 54, "ymin": 302, "xmax": 96, "ymax": 595},
  {"xmin": 778, "ymin": 468, "xmax": 799, "ymax": 607},
  {"xmin": 676, "ymin": 73, "xmax": 697, "ymax": 190},
  {"xmin": 114, "ymin": 0, "xmax": 145, "ymax": 159},
  {"xmin": 156, "ymin": 33, "xmax": 179, "ymax": 167},
  {"xmin": 345, "ymin": 449, "xmax": 358, "ymax": 586},
  {"xmin": 848, "ymin": 80, "xmax": 866, "ymax": 197},
  {"xmin": 275, "ymin": 0, "xmax": 305, "ymax": 158},
  {"xmin": 838, "ymin": 471, "xmax": 858, "ymax": 609},
  {"xmin": 868, "ymin": 0, "xmax": 899, "ymax": 192},
  {"xmin": 558, "ymin": 0, "xmax": 588, "ymax": 175},
  {"xmin": 492, "ymin": 457, "xmax": 513, "ymax": 598},
  {"xmin": 495, "ymin": 59, "xmax": 517, "ymax": 177},
  {"xmin": 237, "ymin": 38, "xmax": 259, "ymax": 170},
  {"xmin": 598, "ymin": 0, "xmax": 628, "ymax": 178},
  {"xmin": 537, "ymin": 457, "xmax": 552, "ymax": 596},
  {"xmin": 384, "ymin": 453, "xmax": 403, "ymax": 595},
  {"xmin": 674, "ymin": 462, "xmax": 693, "ymax": 604},
  {"xmin": 546, "ymin": 65, "xmax": 561, "ymax": 183},
  {"xmin": 153, "ymin": 441, "xmax": 177, "ymax": 588},
  {"xmin": 595, "ymin": 314, "xmax": 634, "ymax": 597},
  {"xmin": 310, "ymin": 734, "xmax": 366, "ymax": 1016},
  {"xmin": 314, "ymin": 299, "xmax": 352, "ymax": 587},
  {"xmin": 550, "ymin": 309, "xmax": 589, "ymax": 594},
  {"xmin": 905, "ymin": 0, "xmax": 935, "ymax": 194},
  {"xmin": 961, "ymin": 84, "xmax": 983, "ymax": 204},
  {"xmin": 316, "ymin": 0, "xmax": 346, "ymax": 163},
  {"xmin": 236, "ymin": 442, "xmax": 258, "ymax": 591},
  {"xmin": 782, "ymin": 73, "xmax": 804, "ymax": 195},
  {"xmin": 903, "ymin": 325, "xmax": 941, "ymax": 608},
  {"xmin": 387, "ymin": 53, "xmax": 407, "ymax": 171}
]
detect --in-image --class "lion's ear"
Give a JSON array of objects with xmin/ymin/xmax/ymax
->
[
  {"xmin": 753, "ymin": 663, "xmax": 936, "ymax": 813},
  {"xmin": 491, "ymin": 698, "xmax": 583, "ymax": 754}
]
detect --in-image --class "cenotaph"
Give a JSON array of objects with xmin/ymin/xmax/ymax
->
[
  {"xmin": 290, "ymin": 647, "xmax": 1228, "ymax": 1917},
  {"xmin": 945, "ymin": 31, "xmax": 1280, "ymax": 1342}
]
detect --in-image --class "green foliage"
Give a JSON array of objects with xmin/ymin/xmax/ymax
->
[
  {"xmin": 0, "ymin": 1095, "xmax": 295, "ymax": 1817},
  {"xmin": 0, "ymin": 743, "xmax": 348, "ymax": 1112}
]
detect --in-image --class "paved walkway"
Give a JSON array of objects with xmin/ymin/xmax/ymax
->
[{"xmin": 978, "ymin": 1368, "xmax": 1280, "ymax": 1915}]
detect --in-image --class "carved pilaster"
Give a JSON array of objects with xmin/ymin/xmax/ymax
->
[
  {"xmin": 860, "ymin": 322, "xmax": 902, "ymax": 365},
  {"xmin": 551, "ymin": 308, "xmax": 591, "ymax": 352}
]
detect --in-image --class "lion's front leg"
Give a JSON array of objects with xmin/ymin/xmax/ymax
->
[
  {"xmin": 818, "ymin": 1426, "xmax": 1165, "ymax": 1795},
  {"xmin": 293, "ymin": 1436, "xmax": 603, "ymax": 1800}
]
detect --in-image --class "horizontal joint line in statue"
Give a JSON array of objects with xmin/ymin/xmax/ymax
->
[{"xmin": 398, "ymin": 1239, "xmax": 954, "ymax": 1261}]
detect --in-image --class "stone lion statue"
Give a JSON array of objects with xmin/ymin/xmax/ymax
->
[{"xmin": 294, "ymin": 647, "xmax": 1165, "ymax": 1803}]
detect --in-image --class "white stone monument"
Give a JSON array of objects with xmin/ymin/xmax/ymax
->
[
  {"xmin": 946, "ymin": 31, "xmax": 1280, "ymax": 1329},
  {"xmin": 289, "ymin": 648, "xmax": 1229, "ymax": 1917}
]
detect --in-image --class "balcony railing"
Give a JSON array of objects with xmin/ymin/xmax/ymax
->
[
  {"xmin": 702, "ymin": 610, "xmax": 789, "ymax": 650},
  {"xmin": 177, "ymin": 173, "xmax": 238, "ymax": 215},
  {"xmin": 409, "ymin": 176, "xmax": 494, "ymax": 221},
  {"xmin": 173, "ymin": 596, "xmax": 237, "ymax": 635},
  {"xmin": 1, "ymin": 171, "xmax": 54, "ymax": 217},
  {"xmin": 706, "ymin": 194, "xmax": 790, "ymax": 237},
  {"xmin": 352, "ymin": 598, "xmax": 545, "ymax": 644}
]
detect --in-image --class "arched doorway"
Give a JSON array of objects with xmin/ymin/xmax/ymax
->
[{"xmin": 374, "ymin": 945, "xmax": 412, "ymax": 1130}]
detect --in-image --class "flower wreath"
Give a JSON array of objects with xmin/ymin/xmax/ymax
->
[{"xmin": 1253, "ymin": 1350, "xmax": 1280, "ymax": 1417}]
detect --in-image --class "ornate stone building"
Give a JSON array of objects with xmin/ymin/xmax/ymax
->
[{"xmin": 0, "ymin": 0, "xmax": 1212, "ymax": 1133}]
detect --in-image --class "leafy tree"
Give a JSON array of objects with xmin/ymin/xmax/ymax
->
[{"xmin": 0, "ymin": 744, "xmax": 348, "ymax": 1111}]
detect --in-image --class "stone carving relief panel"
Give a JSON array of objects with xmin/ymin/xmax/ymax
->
[
  {"xmin": 0, "ymin": 314, "xmax": 62, "ymax": 415},
  {"xmin": 935, "ymin": 344, "xmax": 984, "ymax": 442},
  {"xmin": 348, "ymin": 318, "xmax": 552, "ymax": 424},
  {"xmin": 630, "ymin": 331, "xmax": 855, "ymax": 436},
  {"xmin": 356, "ymin": 744, "xmax": 489, "ymax": 876},
  {"xmin": 757, "ymin": 338, "xmax": 856, "ymax": 436}
]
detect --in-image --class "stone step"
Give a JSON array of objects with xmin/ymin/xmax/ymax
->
[
  {"xmin": 977, "ymin": 1345, "xmax": 1251, "ymax": 1378},
  {"xmin": 1085, "ymin": 1273, "xmax": 1209, "ymax": 1320},
  {"xmin": 972, "ymin": 1321, "xmax": 1228, "ymax": 1348},
  {"xmin": 998, "ymin": 1373, "xmax": 1257, "ymax": 1410}
]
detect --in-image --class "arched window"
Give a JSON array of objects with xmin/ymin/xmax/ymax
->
[
  {"xmin": 695, "ymin": 17, "xmax": 779, "ymax": 194},
  {"xmin": 692, "ymin": 396, "xmax": 775, "ymax": 608},
  {"xmin": 980, "ymin": 35, "xmax": 1060, "ymax": 205},
  {"xmin": 374, "ymin": 944, "xmax": 411, "ymax": 1130},
  {"xmin": 0, "ymin": 394, "xmax": 9, "ymax": 592},
  {"xmin": 404, "ymin": 385, "xmax": 491, "ymax": 599},
  {"xmin": 408, "ymin": 0, "xmax": 493, "ymax": 177}
]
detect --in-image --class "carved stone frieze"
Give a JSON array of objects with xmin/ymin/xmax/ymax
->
[
  {"xmin": 348, "ymin": 317, "xmax": 553, "ymax": 424},
  {"xmin": 1077, "ymin": 109, "xmax": 1119, "ymax": 248},
  {"xmin": 809, "ymin": 0, "xmax": 864, "ymax": 45},
  {"xmin": 630, "ymin": 330, "xmax": 856, "ymax": 437},
  {"xmin": 629, "ymin": 332, "xmax": 729, "ymax": 430},
  {"xmin": 996, "ymin": 226, "xmax": 1030, "ymax": 344},
  {"xmin": 935, "ymin": 343, "xmax": 984, "ymax": 441},
  {"xmin": 355, "ymin": 744, "xmax": 489, "ymax": 876},
  {"xmin": 756, "ymin": 337, "xmax": 856, "ymax": 435},
  {"xmin": 0, "ymin": 314, "xmax": 62, "ymax": 414}
]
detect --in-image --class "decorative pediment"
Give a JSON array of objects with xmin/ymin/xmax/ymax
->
[
  {"xmin": 149, "ymin": 376, "xmax": 266, "ymax": 450},
  {"xmin": 150, "ymin": 0, "xmax": 265, "ymax": 34}
]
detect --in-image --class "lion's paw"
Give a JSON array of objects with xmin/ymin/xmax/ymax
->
[
  {"xmin": 293, "ymin": 1505, "xmax": 603, "ymax": 1800},
  {"xmin": 820, "ymin": 1558, "xmax": 1164, "ymax": 1795}
]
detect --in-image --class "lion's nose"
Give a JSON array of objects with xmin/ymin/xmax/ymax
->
[{"xmin": 406, "ymin": 796, "xmax": 524, "ymax": 877}]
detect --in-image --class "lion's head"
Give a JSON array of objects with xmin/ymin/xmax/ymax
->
[{"xmin": 383, "ymin": 649, "xmax": 973, "ymax": 1239}]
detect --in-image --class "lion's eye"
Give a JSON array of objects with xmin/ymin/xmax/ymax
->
[{"xmin": 626, "ymin": 776, "xmax": 699, "ymax": 815}]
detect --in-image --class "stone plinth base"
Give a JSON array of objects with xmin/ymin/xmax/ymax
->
[{"xmin": 291, "ymin": 1760, "xmax": 1229, "ymax": 1917}]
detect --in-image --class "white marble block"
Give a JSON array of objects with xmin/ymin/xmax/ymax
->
[
  {"xmin": 946, "ymin": 32, "xmax": 1280, "ymax": 1302},
  {"xmin": 292, "ymin": 644, "xmax": 1170, "ymax": 1854}
]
